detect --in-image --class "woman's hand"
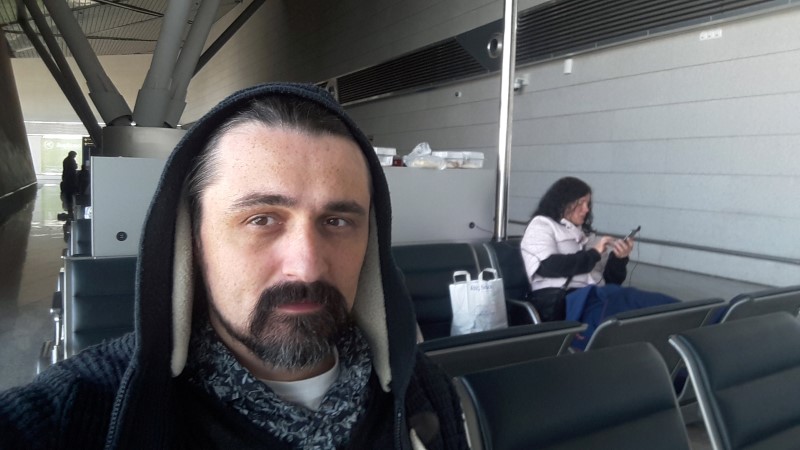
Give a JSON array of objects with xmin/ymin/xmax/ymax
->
[
  {"xmin": 611, "ymin": 237, "xmax": 634, "ymax": 258},
  {"xmin": 592, "ymin": 236, "xmax": 615, "ymax": 254}
]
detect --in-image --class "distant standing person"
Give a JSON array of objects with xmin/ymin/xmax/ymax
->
[
  {"xmin": 77, "ymin": 164, "xmax": 90, "ymax": 196},
  {"xmin": 61, "ymin": 151, "xmax": 78, "ymax": 199}
]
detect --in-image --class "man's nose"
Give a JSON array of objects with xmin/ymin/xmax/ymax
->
[{"xmin": 281, "ymin": 224, "xmax": 327, "ymax": 282}]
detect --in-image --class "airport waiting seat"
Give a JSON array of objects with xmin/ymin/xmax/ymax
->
[
  {"xmin": 455, "ymin": 342, "xmax": 691, "ymax": 450},
  {"xmin": 393, "ymin": 242, "xmax": 535, "ymax": 340},
  {"xmin": 63, "ymin": 256, "xmax": 137, "ymax": 358},
  {"xmin": 483, "ymin": 238, "xmax": 541, "ymax": 324},
  {"xmin": 419, "ymin": 320, "xmax": 585, "ymax": 377},
  {"xmin": 393, "ymin": 243, "xmax": 483, "ymax": 340},
  {"xmin": 68, "ymin": 218, "xmax": 92, "ymax": 256},
  {"xmin": 37, "ymin": 269, "xmax": 66, "ymax": 374},
  {"xmin": 583, "ymin": 298, "xmax": 725, "ymax": 378},
  {"xmin": 719, "ymin": 284, "xmax": 800, "ymax": 323},
  {"xmin": 669, "ymin": 312, "xmax": 800, "ymax": 450}
]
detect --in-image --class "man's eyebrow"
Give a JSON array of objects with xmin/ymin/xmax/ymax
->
[
  {"xmin": 326, "ymin": 200, "xmax": 367, "ymax": 216},
  {"xmin": 229, "ymin": 194, "xmax": 367, "ymax": 216},
  {"xmin": 230, "ymin": 193, "xmax": 296, "ymax": 210}
]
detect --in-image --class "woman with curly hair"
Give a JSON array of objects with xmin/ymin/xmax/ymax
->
[{"xmin": 521, "ymin": 177, "xmax": 677, "ymax": 348}]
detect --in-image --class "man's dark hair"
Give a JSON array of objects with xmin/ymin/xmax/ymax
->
[
  {"xmin": 532, "ymin": 176, "xmax": 594, "ymax": 233},
  {"xmin": 185, "ymin": 96, "xmax": 356, "ymax": 238}
]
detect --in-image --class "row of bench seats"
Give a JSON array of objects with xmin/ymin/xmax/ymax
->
[
  {"xmin": 42, "ymin": 236, "xmax": 800, "ymax": 375},
  {"xmin": 46, "ymin": 237, "xmax": 534, "ymax": 365},
  {"xmin": 398, "ymin": 240, "xmax": 800, "ymax": 448},
  {"xmin": 62, "ymin": 256, "xmax": 137, "ymax": 356},
  {"xmin": 40, "ymin": 215, "xmax": 136, "ymax": 370},
  {"xmin": 397, "ymin": 238, "xmax": 800, "ymax": 429},
  {"xmin": 41, "ymin": 255, "xmax": 136, "ymax": 369},
  {"xmin": 40, "ymin": 230, "xmax": 800, "ymax": 448},
  {"xmin": 454, "ymin": 312, "xmax": 800, "ymax": 450}
]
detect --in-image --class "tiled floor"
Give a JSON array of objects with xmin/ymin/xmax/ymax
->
[
  {"xmin": 0, "ymin": 183, "xmax": 66, "ymax": 392},
  {"xmin": 0, "ymin": 184, "xmax": 768, "ymax": 448}
]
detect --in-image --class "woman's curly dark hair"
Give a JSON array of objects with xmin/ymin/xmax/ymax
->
[{"xmin": 532, "ymin": 177, "xmax": 594, "ymax": 233}]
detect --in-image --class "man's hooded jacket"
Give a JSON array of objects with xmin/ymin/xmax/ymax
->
[{"xmin": 0, "ymin": 83, "xmax": 468, "ymax": 450}]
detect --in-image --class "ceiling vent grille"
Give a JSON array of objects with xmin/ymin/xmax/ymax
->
[{"xmin": 336, "ymin": 38, "xmax": 488, "ymax": 104}]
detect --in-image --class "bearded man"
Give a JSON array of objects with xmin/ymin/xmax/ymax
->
[{"xmin": 0, "ymin": 83, "xmax": 468, "ymax": 450}]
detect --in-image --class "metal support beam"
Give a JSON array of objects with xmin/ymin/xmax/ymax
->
[
  {"xmin": 164, "ymin": 0, "xmax": 221, "ymax": 127},
  {"xmin": 19, "ymin": 0, "xmax": 103, "ymax": 150},
  {"xmin": 133, "ymin": 0, "xmax": 192, "ymax": 127},
  {"xmin": 493, "ymin": 0, "xmax": 518, "ymax": 241},
  {"xmin": 42, "ymin": 0, "xmax": 132, "ymax": 126},
  {"xmin": 194, "ymin": 0, "xmax": 265, "ymax": 75}
]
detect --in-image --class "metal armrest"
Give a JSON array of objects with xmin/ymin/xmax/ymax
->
[
  {"xmin": 506, "ymin": 298, "xmax": 541, "ymax": 325},
  {"xmin": 49, "ymin": 291, "xmax": 64, "ymax": 361},
  {"xmin": 37, "ymin": 293, "xmax": 64, "ymax": 375},
  {"xmin": 50, "ymin": 290, "xmax": 62, "ymax": 316}
]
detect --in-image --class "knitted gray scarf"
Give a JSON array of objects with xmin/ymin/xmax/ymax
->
[{"xmin": 184, "ymin": 320, "xmax": 373, "ymax": 449}]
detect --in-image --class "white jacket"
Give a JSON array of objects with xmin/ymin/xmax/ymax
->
[{"xmin": 520, "ymin": 216, "xmax": 609, "ymax": 291}]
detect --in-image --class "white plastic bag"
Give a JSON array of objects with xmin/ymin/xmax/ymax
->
[
  {"xmin": 449, "ymin": 268, "xmax": 509, "ymax": 336},
  {"xmin": 403, "ymin": 142, "xmax": 446, "ymax": 169}
]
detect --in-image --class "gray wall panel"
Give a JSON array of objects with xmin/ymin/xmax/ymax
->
[
  {"xmin": 0, "ymin": 30, "xmax": 36, "ymax": 219},
  {"xmin": 515, "ymin": 51, "xmax": 800, "ymax": 120},
  {"xmin": 346, "ymin": 4, "xmax": 800, "ymax": 285},
  {"xmin": 513, "ymin": 137, "xmax": 800, "ymax": 176},
  {"xmin": 348, "ymin": 74, "xmax": 503, "ymax": 157},
  {"xmin": 357, "ymin": 99, "xmax": 498, "ymax": 136},
  {"xmin": 503, "ymin": 9, "xmax": 800, "ymax": 285},
  {"xmin": 364, "ymin": 124, "xmax": 500, "ymax": 160}
]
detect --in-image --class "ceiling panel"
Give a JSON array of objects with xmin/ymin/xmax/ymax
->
[{"xmin": 0, "ymin": 0, "xmax": 244, "ymax": 58}]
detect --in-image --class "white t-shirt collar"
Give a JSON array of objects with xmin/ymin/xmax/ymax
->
[{"xmin": 259, "ymin": 349, "xmax": 341, "ymax": 411}]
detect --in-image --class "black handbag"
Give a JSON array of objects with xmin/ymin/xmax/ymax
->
[{"xmin": 524, "ymin": 276, "xmax": 573, "ymax": 322}]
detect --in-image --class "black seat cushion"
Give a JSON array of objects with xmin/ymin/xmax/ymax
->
[
  {"xmin": 420, "ymin": 321, "xmax": 585, "ymax": 377},
  {"xmin": 671, "ymin": 312, "xmax": 800, "ymax": 449},
  {"xmin": 393, "ymin": 243, "xmax": 480, "ymax": 340},
  {"xmin": 484, "ymin": 238, "xmax": 530, "ymax": 301},
  {"xmin": 67, "ymin": 257, "xmax": 137, "ymax": 354},
  {"xmin": 459, "ymin": 342, "xmax": 690, "ymax": 450}
]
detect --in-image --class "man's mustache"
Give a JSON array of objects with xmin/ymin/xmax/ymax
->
[
  {"xmin": 248, "ymin": 280, "xmax": 348, "ymax": 337},
  {"xmin": 254, "ymin": 280, "xmax": 346, "ymax": 312},
  {"xmin": 243, "ymin": 280, "xmax": 352, "ymax": 368}
]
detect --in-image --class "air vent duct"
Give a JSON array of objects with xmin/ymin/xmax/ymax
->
[
  {"xmin": 331, "ymin": 0, "xmax": 779, "ymax": 105},
  {"xmin": 337, "ymin": 38, "xmax": 488, "ymax": 104}
]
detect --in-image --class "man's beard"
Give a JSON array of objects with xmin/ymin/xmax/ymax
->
[{"xmin": 210, "ymin": 280, "xmax": 354, "ymax": 371}]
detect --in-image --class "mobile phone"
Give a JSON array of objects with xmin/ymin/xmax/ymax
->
[{"xmin": 624, "ymin": 225, "xmax": 641, "ymax": 241}]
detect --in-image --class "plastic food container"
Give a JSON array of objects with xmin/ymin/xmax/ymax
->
[
  {"xmin": 374, "ymin": 147, "xmax": 397, "ymax": 167},
  {"xmin": 431, "ymin": 151, "xmax": 464, "ymax": 168},
  {"xmin": 461, "ymin": 151, "xmax": 485, "ymax": 169}
]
